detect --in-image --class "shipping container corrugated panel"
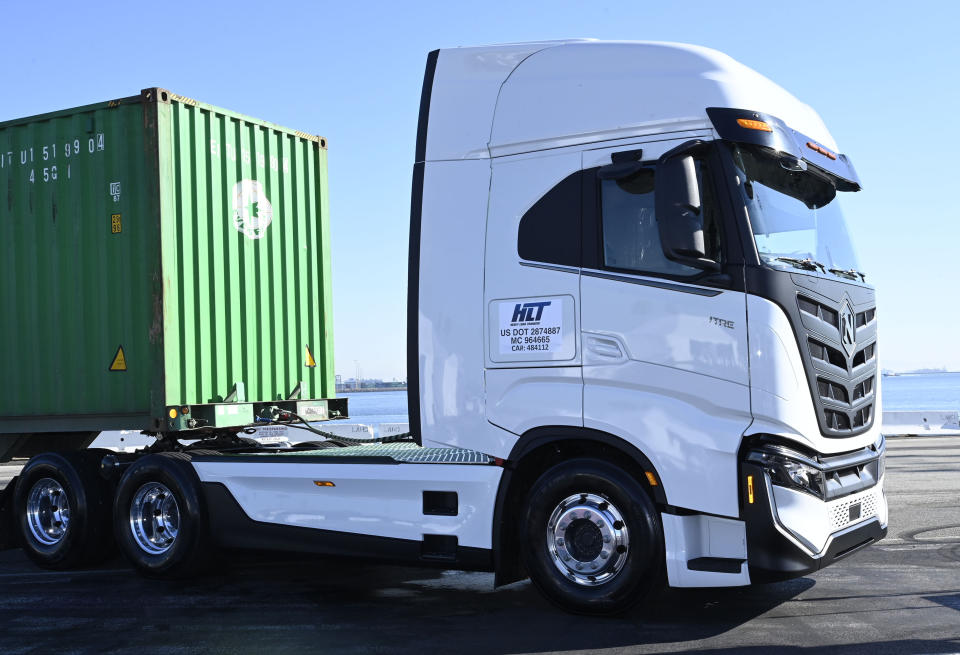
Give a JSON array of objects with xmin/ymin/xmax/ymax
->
[{"xmin": 0, "ymin": 89, "xmax": 334, "ymax": 435}]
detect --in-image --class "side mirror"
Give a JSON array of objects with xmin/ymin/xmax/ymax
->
[{"xmin": 655, "ymin": 141, "xmax": 720, "ymax": 272}]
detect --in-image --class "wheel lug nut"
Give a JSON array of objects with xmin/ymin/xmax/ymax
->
[{"xmin": 603, "ymin": 536, "xmax": 611, "ymax": 543}]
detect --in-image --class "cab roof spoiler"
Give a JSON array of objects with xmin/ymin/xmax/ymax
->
[{"xmin": 707, "ymin": 107, "xmax": 862, "ymax": 191}]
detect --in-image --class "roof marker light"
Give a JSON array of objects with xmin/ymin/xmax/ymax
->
[
  {"xmin": 313, "ymin": 481, "xmax": 335, "ymax": 487},
  {"xmin": 736, "ymin": 118, "xmax": 773, "ymax": 132},
  {"xmin": 806, "ymin": 141, "xmax": 838, "ymax": 160}
]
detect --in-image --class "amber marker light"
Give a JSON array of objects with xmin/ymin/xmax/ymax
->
[
  {"xmin": 806, "ymin": 141, "xmax": 838, "ymax": 160},
  {"xmin": 313, "ymin": 481, "xmax": 335, "ymax": 487},
  {"xmin": 747, "ymin": 475, "xmax": 755, "ymax": 504},
  {"xmin": 736, "ymin": 118, "xmax": 773, "ymax": 132},
  {"xmin": 644, "ymin": 471, "xmax": 659, "ymax": 486},
  {"xmin": 168, "ymin": 408, "xmax": 178, "ymax": 419}
]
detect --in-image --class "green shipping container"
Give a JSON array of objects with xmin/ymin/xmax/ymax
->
[{"xmin": 0, "ymin": 88, "xmax": 335, "ymax": 448}]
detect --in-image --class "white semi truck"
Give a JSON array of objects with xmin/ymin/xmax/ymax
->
[{"xmin": 2, "ymin": 41, "xmax": 886, "ymax": 614}]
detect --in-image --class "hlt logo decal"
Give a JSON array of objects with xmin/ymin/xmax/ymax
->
[{"xmin": 512, "ymin": 301, "xmax": 551, "ymax": 323}]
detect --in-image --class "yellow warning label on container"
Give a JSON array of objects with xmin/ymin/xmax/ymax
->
[
  {"xmin": 109, "ymin": 346, "xmax": 127, "ymax": 371},
  {"xmin": 305, "ymin": 345, "xmax": 317, "ymax": 368},
  {"xmin": 111, "ymin": 214, "xmax": 122, "ymax": 234}
]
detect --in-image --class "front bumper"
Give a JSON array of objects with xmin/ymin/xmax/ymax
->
[{"xmin": 742, "ymin": 460, "xmax": 887, "ymax": 582}]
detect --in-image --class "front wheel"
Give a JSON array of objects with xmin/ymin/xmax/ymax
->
[{"xmin": 521, "ymin": 458, "xmax": 664, "ymax": 615}]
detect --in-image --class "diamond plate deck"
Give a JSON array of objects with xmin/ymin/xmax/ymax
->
[{"xmin": 232, "ymin": 442, "xmax": 493, "ymax": 465}]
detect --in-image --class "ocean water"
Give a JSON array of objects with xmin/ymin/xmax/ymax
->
[
  {"xmin": 880, "ymin": 372, "xmax": 960, "ymax": 411},
  {"xmin": 338, "ymin": 390, "xmax": 409, "ymax": 426}
]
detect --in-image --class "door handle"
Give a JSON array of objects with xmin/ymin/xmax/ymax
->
[{"xmin": 585, "ymin": 335, "xmax": 624, "ymax": 359}]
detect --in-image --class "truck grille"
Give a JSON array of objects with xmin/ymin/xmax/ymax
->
[{"xmin": 799, "ymin": 294, "xmax": 878, "ymax": 437}]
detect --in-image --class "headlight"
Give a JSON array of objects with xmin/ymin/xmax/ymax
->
[
  {"xmin": 747, "ymin": 445, "xmax": 826, "ymax": 500},
  {"xmin": 875, "ymin": 435, "xmax": 886, "ymax": 480}
]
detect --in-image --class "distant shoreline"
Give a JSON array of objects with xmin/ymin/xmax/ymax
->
[{"xmin": 337, "ymin": 387, "xmax": 407, "ymax": 393}]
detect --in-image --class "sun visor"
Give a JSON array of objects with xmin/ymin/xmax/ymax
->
[{"xmin": 707, "ymin": 107, "xmax": 861, "ymax": 191}]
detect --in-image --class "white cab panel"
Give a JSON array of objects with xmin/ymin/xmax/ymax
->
[
  {"xmin": 662, "ymin": 513, "xmax": 750, "ymax": 587},
  {"xmin": 426, "ymin": 42, "xmax": 585, "ymax": 161},
  {"xmin": 417, "ymin": 159, "xmax": 492, "ymax": 451},
  {"xmin": 424, "ymin": 41, "xmax": 840, "ymax": 161},
  {"xmin": 482, "ymin": 150, "xmax": 584, "ymax": 442},
  {"xmin": 582, "ymin": 274, "xmax": 750, "ymax": 385},
  {"xmin": 485, "ymin": 366, "xmax": 583, "ymax": 438},
  {"xmin": 193, "ymin": 461, "xmax": 503, "ymax": 549},
  {"xmin": 745, "ymin": 296, "xmax": 881, "ymax": 455},
  {"xmin": 583, "ymin": 360, "xmax": 748, "ymax": 516},
  {"xmin": 490, "ymin": 42, "xmax": 837, "ymax": 156}
]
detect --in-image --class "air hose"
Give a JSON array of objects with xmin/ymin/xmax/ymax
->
[{"xmin": 258, "ymin": 407, "xmax": 416, "ymax": 446}]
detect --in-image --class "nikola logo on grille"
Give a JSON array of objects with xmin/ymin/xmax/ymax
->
[
  {"xmin": 840, "ymin": 302, "xmax": 856, "ymax": 356},
  {"xmin": 511, "ymin": 301, "xmax": 551, "ymax": 324}
]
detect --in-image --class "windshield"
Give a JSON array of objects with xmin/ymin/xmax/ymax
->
[{"xmin": 728, "ymin": 144, "xmax": 861, "ymax": 276}]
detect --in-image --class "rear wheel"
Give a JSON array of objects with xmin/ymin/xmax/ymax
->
[
  {"xmin": 113, "ymin": 453, "xmax": 211, "ymax": 578},
  {"xmin": 15, "ymin": 451, "xmax": 113, "ymax": 569},
  {"xmin": 521, "ymin": 458, "xmax": 664, "ymax": 615}
]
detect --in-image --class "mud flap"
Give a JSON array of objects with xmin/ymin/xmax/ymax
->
[{"xmin": 0, "ymin": 476, "xmax": 20, "ymax": 550}]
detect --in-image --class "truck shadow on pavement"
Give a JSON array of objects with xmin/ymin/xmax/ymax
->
[{"xmin": 1, "ymin": 551, "xmax": 958, "ymax": 654}]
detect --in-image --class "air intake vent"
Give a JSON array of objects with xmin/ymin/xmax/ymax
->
[
  {"xmin": 818, "ymin": 378, "xmax": 850, "ymax": 404},
  {"xmin": 825, "ymin": 409, "xmax": 851, "ymax": 430},
  {"xmin": 799, "ymin": 296, "xmax": 839, "ymax": 328},
  {"xmin": 852, "ymin": 405, "xmax": 872, "ymax": 428},
  {"xmin": 809, "ymin": 338, "xmax": 847, "ymax": 369},
  {"xmin": 852, "ymin": 377, "xmax": 874, "ymax": 402},
  {"xmin": 852, "ymin": 343, "xmax": 876, "ymax": 369}
]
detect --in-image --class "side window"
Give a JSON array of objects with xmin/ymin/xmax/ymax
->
[
  {"xmin": 517, "ymin": 171, "xmax": 581, "ymax": 267},
  {"xmin": 599, "ymin": 161, "xmax": 721, "ymax": 277}
]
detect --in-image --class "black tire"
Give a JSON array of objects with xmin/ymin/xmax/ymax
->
[
  {"xmin": 15, "ymin": 450, "xmax": 114, "ymax": 569},
  {"xmin": 521, "ymin": 458, "xmax": 664, "ymax": 615},
  {"xmin": 113, "ymin": 453, "xmax": 211, "ymax": 578}
]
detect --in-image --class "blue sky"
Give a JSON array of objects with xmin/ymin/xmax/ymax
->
[{"xmin": 4, "ymin": 0, "xmax": 956, "ymax": 378}]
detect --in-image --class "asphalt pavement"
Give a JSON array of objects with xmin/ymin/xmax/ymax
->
[{"xmin": 0, "ymin": 436, "xmax": 958, "ymax": 654}]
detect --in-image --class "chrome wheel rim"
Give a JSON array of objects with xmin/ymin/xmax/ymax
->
[
  {"xmin": 546, "ymin": 492, "xmax": 630, "ymax": 587},
  {"xmin": 26, "ymin": 478, "xmax": 70, "ymax": 546},
  {"xmin": 129, "ymin": 482, "xmax": 180, "ymax": 555}
]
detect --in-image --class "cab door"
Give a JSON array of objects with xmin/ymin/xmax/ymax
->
[{"xmin": 579, "ymin": 137, "xmax": 752, "ymax": 518}]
